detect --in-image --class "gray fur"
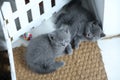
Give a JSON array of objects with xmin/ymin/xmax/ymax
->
[
  {"xmin": 25, "ymin": 28, "xmax": 71, "ymax": 74},
  {"xmin": 55, "ymin": 1, "xmax": 105, "ymax": 49}
]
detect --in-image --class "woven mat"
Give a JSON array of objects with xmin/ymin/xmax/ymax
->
[{"xmin": 13, "ymin": 42, "xmax": 107, "ymax": 80}]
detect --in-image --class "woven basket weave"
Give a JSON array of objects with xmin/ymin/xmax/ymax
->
[{"xmin": 13, "ymin": 41, "xmax": 107, "ymax": 80}]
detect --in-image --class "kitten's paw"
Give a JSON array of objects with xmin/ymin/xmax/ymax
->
[
  {"xmin": 65, "ymin": 44, "xmax": 73, "ymax": 55},
  {"xmin": 55, "ymin": 61, "xmax": 65, "ymax": 68},
  {"xmin": 74, "ymin": 44, "xmax": 79, "ymax": 50},
  {"xmin": 73, "ymin": 41, "xmax": 81, "ymax": 50},
  {"xmin": 67, "ymin": 48, "xmax": 73, "ymax": 55},
  {"xmin": 72, "ymin": 37, "xmax": 81, "ymax": 49}
]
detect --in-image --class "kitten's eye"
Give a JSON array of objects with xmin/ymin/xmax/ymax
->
[
  {"xmin": 87, "ymin": 33, "xmax": 90, "ymax": 37},
  {"xmin": 51, "ymin": 36, "xmax": 55, "ymax": 40},
  {"xmin": 86, "ymin": 33, "xmax": 93, "ymax": 38}
]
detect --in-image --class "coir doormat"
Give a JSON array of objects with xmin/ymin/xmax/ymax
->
[{"xmin": 13, "ymin": 42, "xmax": 107, "ymax": 80}]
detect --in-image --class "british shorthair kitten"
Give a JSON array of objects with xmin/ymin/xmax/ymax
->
[
  {"xmin": 25, "ymin": 28, "xmax": 72, "ymax": 74},
  {"xmin": 55, "ymin": 0, "xmax": 105, "ymax": 49}
]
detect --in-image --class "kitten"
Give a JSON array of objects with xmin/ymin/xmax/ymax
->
[
  {"xmin": 25, "ymin": 28, "xmax": 72, "ymax": 74},
  {"xmin": 72, "ymin": 21, "xmax": 105, "ymax": 49},
  {"xmin": 55, "ymin": 0, "xmax": 105, "ymax": 49}
]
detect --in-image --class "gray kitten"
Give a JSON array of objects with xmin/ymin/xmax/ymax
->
[
  {"xmin": 72, "ymin": 21, "xmax": 105, "ymax": 49},
  {"xmin": 25, "ymin": 28, "xmax": 72, "ymax": 74},
  {"xmin": 55, "ymin": 0, "xmax": 105, "ymax": 49}
]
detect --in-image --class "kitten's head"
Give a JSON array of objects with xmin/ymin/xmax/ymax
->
[
  {"xmin": 48, "ymin": 28, "xmax": 71, "ymax": 47},
  {"xmin": 84, "ymin": 21, "xmax": 105, "ymax": 41}
]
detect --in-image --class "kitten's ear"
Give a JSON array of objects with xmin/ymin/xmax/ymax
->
[
  {"xmin": 92, "ymin": 21, "xmax": 101, "ymax": 25},
  {"xmin": 48, "ymin": 33, "xmax": 55, "ymax": 41},
  {"xmin": 100, "ymin": 33, "xmax": 106, "ymax": 37}
]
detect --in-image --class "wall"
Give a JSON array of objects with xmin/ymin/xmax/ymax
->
[
  {"xmin": 96, "ymin": 0, "xmax": 120, "ymax": 80},
  {"xmin": 103, "ymin": 0, "xmax": 120, "ymax": 36}
]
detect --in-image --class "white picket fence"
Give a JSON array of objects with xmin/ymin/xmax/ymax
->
[{"xmin": 0, "ymin": 0, "xmax": 70, "ymax": 80}]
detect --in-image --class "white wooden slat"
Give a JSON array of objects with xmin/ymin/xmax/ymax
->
[
  {"xmin": 1, "ymin": 2, "xmax": 17, "ymax": 38},
  {"xmin": 31, "ymin": 4, "xmax": 41, "ymax": 22},
  {"xmin": 1, "ymin": 0, "xmax": 71, "ymax": 42},
  {"xmin": 0, "ymin": 10, "xmax": 16, "ymax": 80},
  {"xmin": 51, "ymin": 0, "xmax": 70, "ymax": 13},
  {"xmin": 43, "ymin": 0, "xmax": 52, "ymax": 20},
  {"xmin": 0, "ymin": 0, "xmax": 73, "ymax": 80},
  {"xmin": 103, "ymin": 0, "xmax": 120, "ymax": 36},
  {"xmin": 18, "ymin": 11, "xmax": 28, "ymax": 29},
  {"xmin": 15, "ymin": 0, "xmax": 25, "ymax": 10},
  {"xmin": 31, "ymin": 0, "xmax": 44, "ymax": 5},
  {"xmin": 10, "ymin": 3, "xmax": 31, "ymax": 20}
]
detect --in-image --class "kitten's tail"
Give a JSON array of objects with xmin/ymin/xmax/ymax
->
[
  {"xmin": 28, "ymin": 64, "xmax": 55, "ymax": 74},
  {"xmin": 28, "ymin": 62, "xmax": 64, "ymax": 74}
]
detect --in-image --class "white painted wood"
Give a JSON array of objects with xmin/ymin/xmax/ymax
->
[
  {"xmin": 97, "ymin": 1, "xmax": 120, "ymax": 80},
  {"xmin": 103, "ymin": 0, "xmax": 120, "ymax": 36},
  {"xmin": 0, "ymin": 10, "xmax": 16, "ymax": 80},
  {"xmin": 1, "ymin": 0, "xmax": 70, "ymax": 43},
  {"xmin": 1, "ymin": 2, "xmax": 17, "ymax": 38},
  {"xmin": 0, "ymin": 0, "xmax": 71, "ymax": 80}
]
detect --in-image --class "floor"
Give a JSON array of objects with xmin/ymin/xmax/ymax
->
[{"xmin": 0, "ymin": 51, "xmax": 11, "ymax": 80}]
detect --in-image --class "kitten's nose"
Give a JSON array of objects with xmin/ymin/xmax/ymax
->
[{"xmin": 100, "ymin": 33, "xmax": 106, "ymax": 37}]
